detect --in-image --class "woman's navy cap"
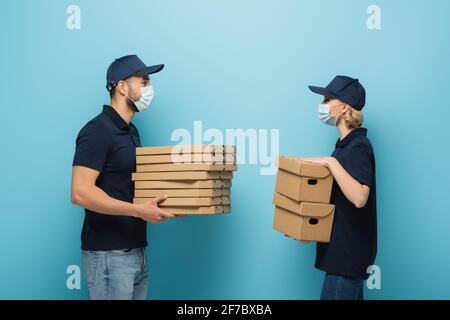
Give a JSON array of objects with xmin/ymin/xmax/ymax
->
[
  {"xmin": 106, "ymin": 55, "xmax": 164, "ymax": 92},
  {"xmin": 308, "ymin": 75, "xmax": 366, "ymax": 111}
]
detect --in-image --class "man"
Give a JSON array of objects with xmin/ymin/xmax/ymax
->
[{"xmin": 71, "ymin": 54, "xmax": 175, "ymax": 300}]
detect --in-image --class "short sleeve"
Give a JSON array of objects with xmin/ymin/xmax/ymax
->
[
  {"xmin": 344, "ymin": 143, "xmax": 373, "ymax": 189},
  {"xmin": 72, "ymin": 122, "xmax": 110, "ymax": 172}
]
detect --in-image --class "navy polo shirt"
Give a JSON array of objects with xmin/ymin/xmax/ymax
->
[
  {"xmin": 72, "ymin": 105, "xmax": 147, "ymax": 251},
  {"xmin": 315, "ymin": 128, "xmax": 377, "ymax": 280}
]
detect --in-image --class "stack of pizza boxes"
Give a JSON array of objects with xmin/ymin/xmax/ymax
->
[
  {"xmin": 272, "ymin": 156, "xmax": 335, "ymax": 242},
  {"xmin": 132, "ymin": 145, "xmax": 236, "ymax": 215}
]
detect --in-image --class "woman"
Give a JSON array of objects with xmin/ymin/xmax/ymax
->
[{"xmin": 302, "ymin": 75, "xmax": 377, "ymax": 300}]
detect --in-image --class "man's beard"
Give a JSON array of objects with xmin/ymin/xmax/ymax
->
[{"xmin": 126, "ymin": 95, "xmax": 140, "ymax": 113}]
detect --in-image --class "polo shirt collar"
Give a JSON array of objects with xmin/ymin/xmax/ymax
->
[
  {"xmin": 336, "ymin": 127, "xmax": 367, "ymax": 148},
  {"xmin": 102, "ymin": 105, "xmax": 135, "ymax": 130}
]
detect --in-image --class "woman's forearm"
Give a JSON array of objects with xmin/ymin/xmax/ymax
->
[{"xmin": 326, "ymin": 157, "xmax": 369, "ymax": 208}]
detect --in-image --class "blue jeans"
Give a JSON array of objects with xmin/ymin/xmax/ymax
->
[
  {"xmin": 82, "ymin": 247, "xmax": 149, "ymax": 300},
  {"xmin": 320, "ymin": 273, "xmax": 364, "ymax": 300}
]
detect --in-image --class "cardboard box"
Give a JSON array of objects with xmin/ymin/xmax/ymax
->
[
  {"xmin": 132, "ymin": 171, "xmax": 233, "ymax": 181},
  {"xmin": 136, "ymin": 145, "xmax": 236, "ymax": 156},
  {"xmin": 133, "ymin": 196, "xmax": 230, "ymax": 206},
  {"xmin": 275, "ymin": 156, "xmax": 333, "ymax": 203},
  {"xmin": 161, "ymin": 205, "xmax": 231, "ymax": 215},
  {"xmin": 164, "ymin": 205, "xmax": 231, "ymax": 215},
  {"xmin": 220, "ymin": 196, "xmax": 230, "ymax": 205},
  {"xmin": 133, "ymin": 145, "xmax": 236, "ymax": 216},
  {"xmin": 134, "ymin": 179, "xmax": 232, "ymax": 189},
  {"xmin": 214, "ymin": 145, "xmax": 236, "ymax": 154},
  {"xmin": 134, "ymin": 188, "xmax": 230, "ymax": 198},
  {"xmin": 136, "ymin": 153, "xmax": 236, "ymax": 165},
  {"xmin": 136, "ymin": 163, "xmax": 237, "ymax": 173},
  {"xmin": 137, "ymin": 144, "xmax": 215, "ymax": 155},
  {"xmin": 272, "ymin": 192, "xmax": 335, "ymax": 243},
  {"xmin": 167, "ymin": 206, "xmax": 225, "ymax": 215},
  {"xmin": 152, "ymin": 205, "xmax": 226, "ymax": 215}
]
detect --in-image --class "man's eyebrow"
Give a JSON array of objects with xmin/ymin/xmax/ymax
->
[{"xmin": 138, "ymin": 75, "xmax": 149, "ymax": 81}]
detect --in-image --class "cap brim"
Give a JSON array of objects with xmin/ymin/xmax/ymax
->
[
  {"xmin": 308, "ymin": 86, "xmax": 335, "ymax": 98},
  {"xmin": 135, "ymin": 64, "xmax": 165, "ymax": 76}
]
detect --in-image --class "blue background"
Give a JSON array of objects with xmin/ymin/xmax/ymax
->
[{"xmin": 1, "ymin": 0, "xmax": 449, "ymax": 299}]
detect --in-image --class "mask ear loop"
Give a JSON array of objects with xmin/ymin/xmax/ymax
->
[{"xmin": 123, "ymin": 82, "xmax": 136, "ymax": 104}]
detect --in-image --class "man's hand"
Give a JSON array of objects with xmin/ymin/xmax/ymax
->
[{"xmin": 135, "ymin": 196, "xmax": 176, "ymax": 224}]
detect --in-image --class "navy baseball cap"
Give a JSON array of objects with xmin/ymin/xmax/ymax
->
[
  {"xmin": 106, "ymin": 55, "xmax": 164, "ymax": 92},
  {"xmin": 308, "ymin": 75, "xmax": 366, "ymax": 111}
]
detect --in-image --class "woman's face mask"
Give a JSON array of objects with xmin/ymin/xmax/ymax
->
[{"xmin": 317, "ymin": 102, "xmax": 344, "ymax": 126}]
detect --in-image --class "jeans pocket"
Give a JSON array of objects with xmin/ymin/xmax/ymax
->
[
  {"xmin": 110, "ymin": 248, "xmax": 133, "ymax": 255},
  {"xmin": 82, "ymin": 251, "xmax": 100, "ymax": 289}
]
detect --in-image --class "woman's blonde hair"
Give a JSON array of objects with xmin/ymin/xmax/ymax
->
[
  {"xmin": 323, "ymin": 97, "xmax": 364, "ymax": 129},
  {"xmin": 343, "ymin": 106, "xmax": 364, "ymax": 129}
]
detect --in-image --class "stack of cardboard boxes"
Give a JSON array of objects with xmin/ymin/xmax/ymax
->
[
  {"xmin": 132, "ymin": 145, "xmax": 237, "ymax": 215},
  {"xmin": 272, "ymin": 156, "xmax": 335, "ymax": 243}
]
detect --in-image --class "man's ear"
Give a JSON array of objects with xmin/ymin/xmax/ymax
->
[{"xmin": 117, "ymin": 81, "xmax": 127, "ymax": 96}]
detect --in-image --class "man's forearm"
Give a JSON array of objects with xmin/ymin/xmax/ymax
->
[{"xmin": 72, "ymin": 186, "xmax": 141, "ymax": 218}]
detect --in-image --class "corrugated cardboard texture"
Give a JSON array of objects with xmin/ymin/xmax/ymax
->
[
  {"xmin": 136, "ymin": 145, "xmax": 237, "ymax": 156},
  {"xmin": 133, "ymin": 145, "xmax": 236, "ymax": 215},
  {"xmin": 272, "ymin": 193, "xmax": 334, "ymax": 217},
  {"xmin": 273, "ymin": 206, "xmax": 334, "ymax": 242},
  {"xmin": 277, "ymin": 156, "xmax": 330, "ymax": 178},
  {"xmin": 136, "ymin": 153, "xmax": 236, "ymax": 165},
  {"xmin": 133, "ymin": 196, "xmax": 230, "ymax": 206},
  {"xmin": 136, "ymin": 163, "xmax": 237, "ymax": 172},
  {"xmin": 134, "ymin": 188, "xmax": 230, "ymax": 198},
  {"xmin": 150, "ymin": 205, "xmax": 226, "ymax": 215},
  {"xmin": 276, "ymin": 156, "xmax": 333, "ymax": 203},
  {"xmin": 134, "ymin": 179, "xmax": 232, "ymax": 189},
  {"xmin": 132, "ymin": 171, "xmax": 233, "ymax": 181},
  {"xmin": 272, "ymin": 192, "xmax": 335, "ymax": 242}
]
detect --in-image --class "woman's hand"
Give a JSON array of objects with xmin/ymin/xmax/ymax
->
[{"xmin": 300, "ymin": 157, "xmax": 333, "ymax": 167}]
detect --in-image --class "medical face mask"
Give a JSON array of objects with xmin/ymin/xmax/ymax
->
[
  {"xmin": 317, "ymin": 103, "xmax": 339, "ymax": 126},
  {"xmin": 126, "ymin": 83, "xmax": 154, "ymax": 112}
]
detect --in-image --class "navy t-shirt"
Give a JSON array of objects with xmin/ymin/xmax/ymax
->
[
  {"xmin": 72, "ymin": 105, "xmax": 147, "ymax": 251},
  {"xmin": 315, "ymin": 127, "xmax": 377, "ymax": 280}
]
